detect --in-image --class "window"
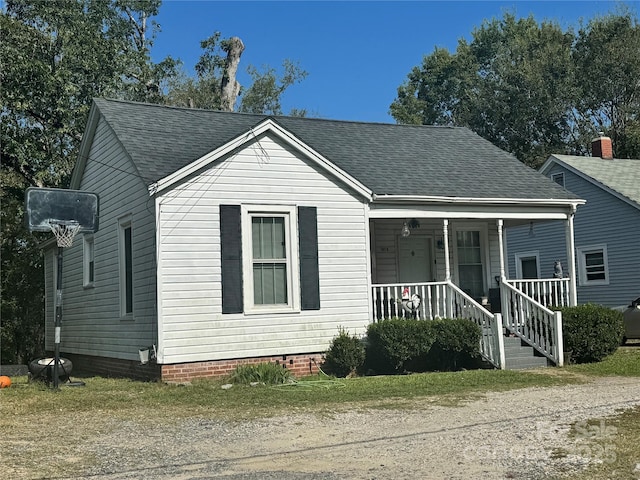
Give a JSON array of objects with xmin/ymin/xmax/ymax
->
[
  {"xmin": 456, "ymin": 229, "xmax": 485, "ymax": 299},
  {"xmin": 577, "ymin": 244, "xmax": 609, "ymax": 286},
  {"xmin": 118, "ymin": 216, "xmax": 133, "ymax": 316},
  {"xmin": 551, "ymin": 172, "xmax": 565, "ymax": 187},
  {"xmin": 220, "ymin": 204, "xmax": 319, "ymax": 314},
  {"xmin": 252, "ymin": 216, "xmax": 288, "ymax": 305},
  {"xmin": 83, "ymin": 235, "xmax": 95, "ymax": 287},
  {"xmin": 242, "ymin": 205, "xmax": 299, "ymax": 313},
  {"xmin": 515, "ymin": 251, "xmax": 540, "ymax": 279}
]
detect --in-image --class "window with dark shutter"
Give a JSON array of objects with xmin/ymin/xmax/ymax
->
[
  {"xmin": 220, "ymin": 205, "xmax": 243, "ymax": 313},
  {"xmin": 298, "ymin": 206, "xmax": 320, "ymax": 310}
]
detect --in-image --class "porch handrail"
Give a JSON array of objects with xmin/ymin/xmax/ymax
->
[
  {"xmin": 371, "ymin": 281, "xmax": 504, "ymax": 369},
  {"xmin": 501, "ymin": 280, "xmax": 564, "ymax": 366},
  {"xmin": 506, "ymin": 278, "xmax": 570, "ymax": 308},
  {"xmin": 446, "ymin": 282, "xmax": 505, "ymax": 370}
]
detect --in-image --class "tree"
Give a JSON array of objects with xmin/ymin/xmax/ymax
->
[
  {"xmin": 0, "ymin": 0, "xmax": 177, "ymax": 364},
  {"xmin": 573, "ymin": 9, "xmax": 640, "ymax": 158},
  {"xmin": 239, "ymin": 60, "xmax": 308, "ymax": 115},
  {"xmin": 390, "ymin": 9, "xmax": 640, "ymax": 166},
  {"xmin": 166, "ymin": 32, "xmax": 307, "ymax": 115}
]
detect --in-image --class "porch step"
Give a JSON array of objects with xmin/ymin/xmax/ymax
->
[{"xmin": 503, "ymin": 336, "xmax": 549, "ymax": 370}]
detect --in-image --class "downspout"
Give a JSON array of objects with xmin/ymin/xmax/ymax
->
[{"xmin": 566, "ymin": 206, "xmax": 578, "ymax": 306}]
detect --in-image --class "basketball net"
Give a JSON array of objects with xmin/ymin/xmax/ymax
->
[{"xmin": 48, "ymin": 221, "xmax": 81, "ymax": 248}]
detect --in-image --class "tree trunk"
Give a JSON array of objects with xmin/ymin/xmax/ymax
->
[{"xmin": 220, "ymin": 36, "xmax": 245, "ymax": 111}]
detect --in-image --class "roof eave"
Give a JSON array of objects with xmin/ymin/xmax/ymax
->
[
  {"xmin": 69, "ymin": 100, "xmax": 101, "ymax": 189},
  {"xmin": 541, "ymin": 155, "xmax": 640, "ymax": 211}
]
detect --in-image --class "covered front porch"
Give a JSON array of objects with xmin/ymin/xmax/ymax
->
[{"xmin": 367, "ymin": 199, "xmax": 580, "ymax": 370}]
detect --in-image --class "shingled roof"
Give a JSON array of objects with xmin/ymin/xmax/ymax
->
[
  {"xmin": 547, "ymin": 154, "xmax": 640, "ymax": 209},
  {"xmin": 92, "ymin": 98, "xmax": 578, "ymax": 201}
]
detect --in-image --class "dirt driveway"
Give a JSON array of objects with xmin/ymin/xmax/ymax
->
[{"xmin": 8, "ymin": 374, "xmax": 640, "ymax": 480}]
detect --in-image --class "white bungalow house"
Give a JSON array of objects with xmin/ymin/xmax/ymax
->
[{"xmin": 43, "ymin": 99, "xmax": 585, "ymax": 381}]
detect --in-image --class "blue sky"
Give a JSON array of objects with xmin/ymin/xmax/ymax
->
[{"xmin": 151, "ymin": 1, "xmax": 633, "ymax": 123}]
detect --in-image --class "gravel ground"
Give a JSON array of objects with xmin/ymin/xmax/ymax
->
[{"xmin": 19, "ymin": 375, "xmax": 639, "ymax": 480}]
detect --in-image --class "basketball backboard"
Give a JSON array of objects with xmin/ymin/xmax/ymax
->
[{"xmin": 25, "ymin": 187, "xmax": 99, "ymax": 233}]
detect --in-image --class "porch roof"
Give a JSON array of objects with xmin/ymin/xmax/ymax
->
[{"xmin": 87, "ymin": 98, "xmax": 581, "ymax": 202}]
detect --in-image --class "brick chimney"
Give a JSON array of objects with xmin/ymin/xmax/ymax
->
[{"xmin": 591, "ymin": 134, "xmax": 613, "ymax": 159}]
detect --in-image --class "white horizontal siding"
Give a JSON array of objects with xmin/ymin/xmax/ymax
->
[
  {"xmin": 46, "ymin": 117, "xmax": 158, "ymax": 361},
  {"xmin": 157, "ymin": 133, "xmax": 370, "ymax": 364}
]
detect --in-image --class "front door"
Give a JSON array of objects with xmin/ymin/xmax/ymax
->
[{"xmin": 398, "ymin": 235, "xmax": 433, "ymax": 283}]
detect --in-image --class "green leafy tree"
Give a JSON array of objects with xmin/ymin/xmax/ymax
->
[
  {"xmin": 0, "ymin": 0, "xmax": 177, "ymax": 364},
  {"xmin": 391, "ymin": 9, "xmax": 640, "ymax": 165},
  {"xmin": 239, "ymin": 60, "xmax": 308, "ymax": 115},
  {"xmin": 573, "ymin": 9, "xmax": 640, "ymax": 158}
]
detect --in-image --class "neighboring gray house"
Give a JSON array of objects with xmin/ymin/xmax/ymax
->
[
  {"xmin": 507, "ymin": 136, "xmax": 640, "ymax": 308},
  {"xmin": 44, "ymin": 98, "xmax": 585, "ymax": 382}
]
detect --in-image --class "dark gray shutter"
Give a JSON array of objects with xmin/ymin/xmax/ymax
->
[
  {"xmin": 220, "ymin": 205, "xmax": 243, "ymax": 314},
  {"xmin": 298, "ymin": 206, "xmax": 320, "ymax": 310}
]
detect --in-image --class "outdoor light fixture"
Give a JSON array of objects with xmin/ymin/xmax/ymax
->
[{"xmin": 401, "ymin": 218, "xmax": 420, "ymax": 238}]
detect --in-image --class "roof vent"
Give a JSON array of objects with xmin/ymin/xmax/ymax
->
[{"xmin": 591, "ymin": 134, "xmax": 613, "ymax": 160}]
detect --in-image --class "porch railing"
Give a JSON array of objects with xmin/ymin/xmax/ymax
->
[
  {"xmin": 506, "ymin": 278, "xmax": 570, "ymax": 308},
  {"xmin": 501, "ymin": 281, "xmax": 564, "ymax": 366},
  {"xmin": 371, "ymin": 281, "xmax": 504, "ymax": 369}
]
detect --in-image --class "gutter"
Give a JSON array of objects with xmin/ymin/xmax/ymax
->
[{"xmin": 371, "ymin": 194, "xmax": 585, "ymax": 207}]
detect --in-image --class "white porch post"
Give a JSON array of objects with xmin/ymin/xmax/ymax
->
[
  {"xmin": 497, "ymin": 219, "xmax": 506, "ymax": 281},
  {"xmin": 443, "ymin": 219, "xmax": 451, "ymax": 281},
  {"xmin": 565, "ymin": 207, "xmax": 578, "ymax": 306}
]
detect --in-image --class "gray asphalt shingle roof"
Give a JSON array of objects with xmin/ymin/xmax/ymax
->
[
  {"xmin": 550, "ymin": 154, "xmax": 640, "ymax": 208},
  {"xmin": 93, "ymin": 98, "xmax": 578, "ymax": 201}
]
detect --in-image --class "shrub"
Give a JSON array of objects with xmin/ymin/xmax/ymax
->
[
  {"xmin": 323, "ymin": 328, "xmax": 366, "ymax": 377},
  {"xmin": 365, "ymin": 318, "xmax": 435, "ymax": 374},
  {"xmin": 425, "ymin": 318, "xmax": 482, "ymax": 371},
  {"xmin": 229, "ymin": 362, "xmax": 292, "ymax": 385},
  {"xmin": 559, "ymin": 304, "xmax": 624, "ymax": 363}
]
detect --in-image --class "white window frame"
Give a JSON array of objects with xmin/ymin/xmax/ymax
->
[
  {"xmin": 514, "ymin": 251, "xmax": 540, "ymax": 279},
  {"xmin": 118, "ymin": 215, "xmax": 134, "ymax": 318},
  {"xmin": 551, "ymin": 172, "xmax": 565, "ymax": 188},
  {"xmin": 241, "ymin": 204, "xmax": 300, "ymax": 314},
  {"xmin": 83, "ymin": 234, "xmax": 95, "ymax": 287},
  {"xmin": 451, "ymin": 223, "xmax": 490, "ymax": 299},
  {"xmin": 577, "ymin": 244, "xmax": 609, "ymax": 286}
]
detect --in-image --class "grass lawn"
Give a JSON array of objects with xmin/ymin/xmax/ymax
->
[{"xmin": 1, "ymin": 346, "xmax": 638, "ymax": 479}]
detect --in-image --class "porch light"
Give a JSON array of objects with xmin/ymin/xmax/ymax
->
[{"xmin": 401, "ymin": 222, "xmax": 411, "ymax": 237}]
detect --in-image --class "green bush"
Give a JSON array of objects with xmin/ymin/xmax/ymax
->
[
  {"xmin": 424, "ymin": 318, "xmax": 482, "ymax": 371},
  {"xmin": 229, "ymin": 362, "xmax": 293, "ymax": 385},
  {"xmin": 323, "ymin": 328, "xmax": 366, "ymax": 377},
  {"xmin": 365, "ymin": 318, "xmax": 435, "ymax": 374},
  {"xmin": 559, "ymin": 304, "xmax": 624, "ymax": 363}
]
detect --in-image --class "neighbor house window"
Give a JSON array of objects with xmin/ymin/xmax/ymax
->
[
  {"xmin": 83, "ymin": 234, "xmax": 95, "ymax": 287},
  {"xmin": 515, "ymin": 251, "xmax": 540, "ymax": 279},
  {"xmin": 118, "ymin": 216, "xmax": 133, "ymax": 316},
  {"xmin": 456, "ymin": 229, "xmax": 485, "ymax": 299},
  {"xmin": 577, "ymin": 244, "xmax": 609, "ymax": 286},
  {"xmin": 241, "ymin": 205, "xmax": 300, "ymax": 313},
  {"xmin": 551, "ymin": 172, "xmax": 565, "ymax": 188}
]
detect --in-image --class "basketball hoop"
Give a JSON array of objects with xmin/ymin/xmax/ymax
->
[{"xmin": 47, "ymin": 221, "xmax": 81, "ymax": 248}]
